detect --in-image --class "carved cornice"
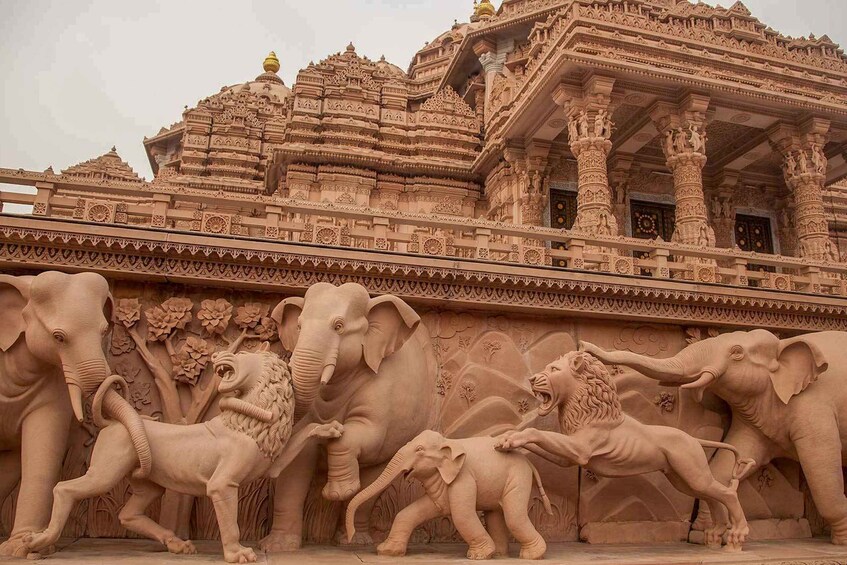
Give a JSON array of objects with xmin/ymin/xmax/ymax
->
[{"xmin": 2, "ymin": 217, "xmax": 847, "ymax": 333}]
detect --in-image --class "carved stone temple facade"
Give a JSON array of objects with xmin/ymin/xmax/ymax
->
[{"xmin": 2, "ymin": 0, "xmax": 847, "ymax": 553}]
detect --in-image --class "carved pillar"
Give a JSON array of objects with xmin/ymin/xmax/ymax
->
[
  {"xmin": 554, "ymin": 76, "xmax": 619, "ymax": 238},
  {"xmin": 505, "ymin": 144, "xmax": 550, "ymax": 244},
  {"xmin": 609, "ymin": 155, "xmax": 634, "ymax": 233},
  {"xmin": 710, "ymin": 171, "xmax": 739, "ymax": 249},
  {"xmin": 475, "ymin": 40, "xmax": 506, "ymax": 123},
  {"xmin": 770, "ymin": 119, "xmax": 836, "ymax": 262},
  {"xmin": 651, "ymin": 96, "xmax": 714, "ymax": 247}
]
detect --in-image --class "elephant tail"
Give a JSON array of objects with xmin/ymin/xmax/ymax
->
[
  {"xmin": 92, "ymin": 375, "xmax": 153, "ymax": 479},
  {"xmin": 697, "ymin": 440, "xmax": 756, "ymax": 491},
  {"xmin": 527, "ymin": 460, "xmax": 553, "ymax": 516}
]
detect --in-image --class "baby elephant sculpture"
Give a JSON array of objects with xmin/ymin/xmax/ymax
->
[
  {"xmin": 24, "ymin": 347, "xmax": 343, "ymax": 564},
  {"xmin": 495, "ymin": 351, "xmax": 755, "ymax": 551},
  {"xmin": 345, "ymin": 430, "xmax": 552, "ymax": 560}
]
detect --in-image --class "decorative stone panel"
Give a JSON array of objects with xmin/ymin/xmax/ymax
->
[
  {"xmin": 83, "ymin": 201, "xmax": 117, "ymax": 224},
  {"xmin": 299, "ymin": 224, "xmax": 351, "ymax": 247},
  {"xmin": 408, "ymin": 233, "xmax": 454, "ymax": 257}
]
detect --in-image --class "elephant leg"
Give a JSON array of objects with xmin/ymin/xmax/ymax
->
[
  {"xmin": 485, "ymin": 509, "xmax": 509, "ymax": 557},
  {"xmin": 794, "ymin": 424, "xmax": 847, "ymax": 544},
  {"xmin": 339, "ymin": 462, "xmax": 387, "ymax": 546},
  {"xmin": 323, "ymin": 421, "xmax": 384, "ymax": 502},
  {"xmin": 693, "ymin": 420, "xmax": 770, "ymax": 533},
  {"xmin": 449, "ymin": 480, "xmax": 495, "ymax": 560},
  {"xmin": 502, "ymin": 484, "xmax": 546, "ymax": 560},
  {"xmin": 1, "ymin": 408, "xmax": 70, "ymax": 558},
  {"xmin": 120, "ymin": 479, "xmax": 195, "ymax": 555},
  {"xmin": 376, "ymin": 495, "xmax": 443, "ymax": 557},
  {"xmin": 260, "ymin": 438, "xmax": 319, "ymax": 552}
]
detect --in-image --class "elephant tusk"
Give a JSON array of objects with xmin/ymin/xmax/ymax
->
[
  {"xmin": 680, "ymin": 371, "xmax": 717, "ymax": 390},
  {"xmin": 320, "ymin": 364, "xmax": 335, "ymax": 386},
  {"xmin": 68, "ymin": 383, "xmax": 85, "ymax": 422}
]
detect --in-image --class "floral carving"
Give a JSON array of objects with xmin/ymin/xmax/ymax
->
[
  {"xmin": 145, "ymin": 297, "xmax": 193, "ymax": 341},
  {"xmin": 129, "ymin": 382, "xmax": 152, "ymax": 411},
  {"xmin": 436, "ymin": 371, "xmax": 454, "ymax": 396},
  {"xmin": 114, "ymin": 298, "xmax": 141, "ymax": 328},
  {"xmin": 197, "ymin": 298, "xmax": 233, "ymax": 335},
  {"xmin": 757, "ymin": 467, "xmax": 775, "ymax": 491},
  {"xmin": 482, "ymin": 339, "xmax": 502, "ymax": 363},
  {"xmin": 110, "ymin": 325, "xmax": 135, "ymax": 356},
  {"xmin": 459, "ymin": 381, "xmax": 477, "ymax": 405},
  {"xmin": 653, "ymin": 392, "xmax": 676, "ymax": 413},
  {"xmin": 171, "ymin": 336, "xmax": 214, "ymax": 385},
  {"xmin": 235, "ymin": 303, "xmax": 269, "ymax": 329}
]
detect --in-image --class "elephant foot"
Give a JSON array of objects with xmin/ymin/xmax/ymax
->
[
  {"xmin": 377, "ymin": 539, "xmax": 409, "ymax": 557},
  {"xmin": 166, "ymin": 538, "xmax": 197, "ymax": 555},
  {"xmin": 259, "ymin": 531, "xmax": 301, "ymax": 552},
  {"xmin": 223, "ymin": 544, "xmax": 257, "ymax": 564},
  {"xmin": 830, "ymin": 518, "xmax": 847, "ymax": 545},
  {"xmin": 322, "ymin": 477, "xmax": 360, "ymax": 501},
  {"xmin": 466, "ymin": 541, "xmax": 496, "ymax": 560},
  {"xmin": 519, "ymin": 537, "xmax": 547, "ymax": 560}
]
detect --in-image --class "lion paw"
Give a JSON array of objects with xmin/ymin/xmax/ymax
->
[
  {"xmin": 309, "ymin": 421, "xmax": 344, "ymax": 441},
  {"xmin": 704, "ymin": 525, "xmax": 726, "ymax": 549},
  {"xmin": 724, "ymin": 523, "xmax": 748, "ymax": 552},
  {"xmin": 4, "ymin": 532, "xmax": 48, "ymax": 558},
  {"xmin": 259, "ymin": 531, "xmax": 301, "ymax": 552},
  {"xmin": 224, "ymin": 545, "xmax": 257, "ymax": 563},
  {"xmin": 377, "ymin": 539, "xmax": 408, "ymax": 556},
  {"xmin": 167, "ymin": 538, "xmax": 197, "ymax": 555}
]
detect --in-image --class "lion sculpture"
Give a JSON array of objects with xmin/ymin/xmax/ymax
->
[
  {"xmin": 24, "ymin": 345, "xmax": 343, "ymax": 564},
  {"xmin": 495, "ymin": 350, "xmax": 755, "ymax": 551}
]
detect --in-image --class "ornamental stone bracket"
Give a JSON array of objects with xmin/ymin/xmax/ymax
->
[
  {"xmin": 552, "ymin": 76, "xmax": 620, "ymax": 241},
  {"xmin": 769, "ymin": 118, "xmax": 838, "ymax": 263},
  {"xmin": 651, "ymin": 95, "xmax": 715, "ymax": 250},
  {"xmin": 3, "ymin": 216, "xmax": 847, "ymax": 333}
]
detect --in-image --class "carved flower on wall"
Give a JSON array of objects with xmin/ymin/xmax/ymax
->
[
  {"xmin": 110, "ymin": 325, "xmax": 135, "ymax": 356},
  {"xmin": 129, "ymin": 383, "xmax": 152, "ymax": 411},
  {"xmin": 114, "ymin": 298, "xmax": 141, "ymax": 328},
  {"xmin": 172, "ymin": 336, "xmax": 214, "ymax": 385},
  {"xmin": 145, "ymin": 298, "xmax": 193, "ymax": 341},
  {"xmin": 198, "ymin": 299, "xmax": 233, "ymax": 335},
  {"xmin": 235, "ymin": 303, "xmax": 269, "ymax": 330},
  {"xmin": 255, "ymin": 317, "xmax": 278, "ymax": 341}
]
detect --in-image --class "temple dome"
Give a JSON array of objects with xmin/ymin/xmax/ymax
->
[
  {"xmin": 220, "ymin": 51, "xmax": 291, "ymax": 102},
  {"xmin": 375, "ymin": 55, "xmax": 407, "ymax": 79}
]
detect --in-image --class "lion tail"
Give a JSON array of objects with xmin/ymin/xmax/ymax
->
[
  {"xmin": 697, "ymin": 439, "xmax": 756, "ymax": 491},
  {"xmin": 92, "ymin": 375, "xmax": 152, "ymax": 479},
  {"xmin": 527, "ymin": 460, "xmax": 553, "ymax": 515}
]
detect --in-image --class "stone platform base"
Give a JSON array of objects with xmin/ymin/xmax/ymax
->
[{"xmin": 7, "ymin": 538, "xmax": 846, "ymax": 564}]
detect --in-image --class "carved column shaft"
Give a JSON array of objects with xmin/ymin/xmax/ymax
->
[
  {"xmin": 567, "ymin": 109, "xmax": 617, "ymax": 237},
  {"xmin": 667, "ymin": 152, "xmax": 713, "ymax": 246}
]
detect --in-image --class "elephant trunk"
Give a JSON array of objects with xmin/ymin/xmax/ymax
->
[
  {"xmin": 290, "ymin": 345, "xmax": 336, "ymax": 420},
  {"xmin": 345, "ymin": 448, "xmax": 409, "ymax": 542},
  {"xmin": 93, "ymin": 375, "xmax": 153, "ymax": 478},
  {"xmin": 581, "ymin": 340, "xmax": 720, "ymax": 385},
  {"xmin": 62, "ymin": 356, "xmax": 111, "ymax": 422}
]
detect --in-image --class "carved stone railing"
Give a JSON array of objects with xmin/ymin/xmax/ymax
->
[{"xmin": 2, "ymin": 168, "xmax": 846, "ymax": 297}]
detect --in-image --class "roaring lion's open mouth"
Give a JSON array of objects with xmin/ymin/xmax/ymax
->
[
  {"xmin": 214, "ymin": 359, "xmax": 238, "ymax": 394},
  {"xmin": 531, "ymin": 373, "xmax": 555, "ymax": 416}
]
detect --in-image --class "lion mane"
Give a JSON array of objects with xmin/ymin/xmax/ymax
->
[
  {"xmin": 555, "ymin": 351, "xmax": 624, "ymax": 435},
  {"xmin": 219, "ymin": 351, "xmax": 294, "ymax": 460}
]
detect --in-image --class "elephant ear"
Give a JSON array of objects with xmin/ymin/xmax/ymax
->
[
  {"xmin": 437, "ymin": 441, "xmax": 467, "ymax": 485},
  {"xmin": 271, "ymin": 297, "xmax": 304, "ymax": 352},
  {"xmin": 0, "ymin": 275, "xmax": 32, "ymax": 352},
  {"xmin": 363, "ymin": 295, "xmax": 420, "ymax": 373},
  {"xmin": 770, "ymin": 337, "xmax": 828, "ymax": 405}
]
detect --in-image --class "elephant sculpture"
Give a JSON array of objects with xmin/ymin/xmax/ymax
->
[
  {"xmin": 260, "ymin": 282, "xmax": 437, "ymax": 550},
  {"xmin": 345, "ymin": 430, "xmax": 551, "ymax": 560},
  {"xmin": 0, "ymin": 271, "xmax": 149, "ymax": 558},
  {"xmin": 581, "ymin": 329, "xmax": 847, "ymax": 544}
]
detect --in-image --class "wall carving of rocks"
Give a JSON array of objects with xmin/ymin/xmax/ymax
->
[{"xmin": 0, "ymin": 282, "xmax": 815, "ymax": 545}]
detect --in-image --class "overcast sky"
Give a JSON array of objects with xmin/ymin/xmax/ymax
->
[{"xmin": 1, "ymin": 0, "xmax": 844, "ymax": 180}]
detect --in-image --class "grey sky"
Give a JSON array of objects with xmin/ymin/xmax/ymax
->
[{"xmin": 1, "ymin": 0, "xmax": 845, "ymax": 180}]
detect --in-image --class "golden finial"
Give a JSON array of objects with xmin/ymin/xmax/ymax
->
[
  {"xmin": 263, "ymin": 51, "xmax": 280, "ymax": 74},
  {"xmin": 476, "ymin": 0, "xmax": 496, "ymax": 18}
]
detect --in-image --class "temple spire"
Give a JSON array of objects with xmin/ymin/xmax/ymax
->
[{"xmin": 263, "ymin": 51, "xmax": 280, "ymax": 74}]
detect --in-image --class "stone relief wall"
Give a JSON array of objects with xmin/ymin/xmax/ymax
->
[{"xmin": 0, "ymin": 281, "xmax": 813, "ymax": 545}]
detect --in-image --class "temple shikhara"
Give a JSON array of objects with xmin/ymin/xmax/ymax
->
[{"xmin": 2, "ymin": 0, "xmax": 847, "ymax": 562}]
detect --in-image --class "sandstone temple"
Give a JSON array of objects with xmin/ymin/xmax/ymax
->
[{"xmin": 2, "ymin": 0, "xmax": 847, "ymax": 555}]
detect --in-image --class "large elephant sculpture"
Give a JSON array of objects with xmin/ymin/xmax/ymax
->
[
  {"xmin": 0, "ymin": 271, "xmax": 148, "ymax": 558},
  {"xmin": 260, "ymin": 282, "xmax": 437, "ymax": 550},
  {"xmin": 580, "ymin": 329, "xmax": 847, "ymax": 544}
]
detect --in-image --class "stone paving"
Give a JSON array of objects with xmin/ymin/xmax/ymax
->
[{"xmin": 3, "ymin": 538, "xmax": 846, "ymax": 564}]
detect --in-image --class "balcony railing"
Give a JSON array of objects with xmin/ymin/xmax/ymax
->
[{"xmin": 1, "ymin": 167, "xmax": 846, "ymax": 297}]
